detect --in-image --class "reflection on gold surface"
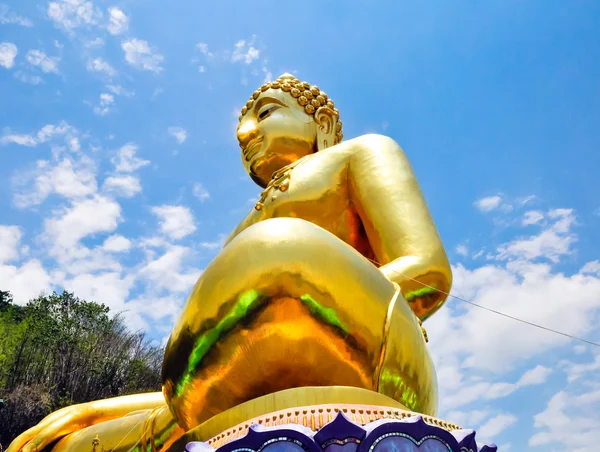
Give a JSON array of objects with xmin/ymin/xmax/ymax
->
[{"xmin": 8, "ymin": 73, "xmax": 452, "ymax": 452}]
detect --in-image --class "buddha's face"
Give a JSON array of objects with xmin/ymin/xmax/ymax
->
[{"xmin": 237, "ymin": 89, "xmax": 318, "ymax": 187}]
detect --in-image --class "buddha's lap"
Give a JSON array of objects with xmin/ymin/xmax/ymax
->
[{"xmin": 161, "ymin": 218, "xmax": 437, "ymax": 429}]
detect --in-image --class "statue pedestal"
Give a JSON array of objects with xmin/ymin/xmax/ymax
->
[
  {"xmin": 185, "ymin": 410, "xmax": 497, "ymax": 452},
  {"xmin": 171, "ymin": 388, "xmax": 497, "ymax": 452}
]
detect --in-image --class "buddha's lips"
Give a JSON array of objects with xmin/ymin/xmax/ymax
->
[{"xmin": 244, "ymin": 138, "xmax": 264, "ymax": 161}]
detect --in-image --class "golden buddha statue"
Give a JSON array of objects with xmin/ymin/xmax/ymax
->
[{"xmin": 8, "ymin": 74, "xmax": 452, "ymax": 452}]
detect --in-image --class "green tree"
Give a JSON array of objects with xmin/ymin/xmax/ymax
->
[{"xmin": 0, "ymin": 291, "xmax": 163, "ymax": 448}]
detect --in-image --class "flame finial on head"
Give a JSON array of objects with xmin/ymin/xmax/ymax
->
[{"xmin": 239, "ymin": 73, "xmax": 343, "ymax": 144}]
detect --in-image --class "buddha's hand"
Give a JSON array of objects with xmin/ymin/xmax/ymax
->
[
  {"xmin": 7, "ymin": 404, "xmax": 90, "ymax": 452},
  {"xmin": 7, "ymin": 392, "xmax": 166, "ymax": 452}
]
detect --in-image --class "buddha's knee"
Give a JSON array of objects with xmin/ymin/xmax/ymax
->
[
  {"xmin": 215, "ymin": 218, "xmax": 390, "ymax": 295},
  {"xmin": 226, "ymin": 217, "xmax": 344, "ymax": 258}
]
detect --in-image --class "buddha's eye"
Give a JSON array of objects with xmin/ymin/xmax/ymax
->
[{"xmin": 258, "ymin": 105, "xmax": 279, "ymax": 121}]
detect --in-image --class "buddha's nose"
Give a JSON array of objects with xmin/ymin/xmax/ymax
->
[{"xmin": 237, "ymin": 119, "xmax": 258, "ymax": 148}]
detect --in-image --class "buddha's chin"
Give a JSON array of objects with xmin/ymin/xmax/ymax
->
[{"xmin": 249, "ymin": 156, "xmax": 284, "ymax": 185}]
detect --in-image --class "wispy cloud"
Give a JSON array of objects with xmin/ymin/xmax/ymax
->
[
  {"xmin": 0, "ymin": 225, "xmax": 23, "ymax": 264},
  {"xmin": 26, "ymin": 49, "xmax": 60, "ymax": 74},
  {"xmin": 93, "ymin": 93, "xmax": 115, "ymax": 116},
  {"xmin": 102, "ymin": 175, "xmax": 142, "ymax": 198},
  {"xmin": 522, "ymin": 210, "xmax": 544, "ymax": 226},
  {"xmin": 107, "ymin": 7, "xmax": 128, "ymax": 35},
  {"xmin": 87, "ymin": 57, "xmax": 116, "ymax": 78},
  {"xmin": 0, "ymin": 4, "xmax": 33, "ymax": 27},
  {"xmin": 231, "ymin": 38, "xmax": 260, "ymax": 64},
  {"xmin": 455, "ymin": 244, "xmax": 468, "ymax": 257},
  {"xmin": 47, "ymin": 0, "xmax": 102, "ymax": 32},
  {"xmin": 192, "ymin": 183, "xmax": 209, "ymax": 202},
  {"xmin": 474, "ymin": 195, "xmax": 503, "ymax": 212},
  {"xmin": 168, "ymin": 126, "xmax": 187, "ymax": 144},
  {"xmin": 1, "ymin": 133, "xmax": 39, "ymax": 147},
  {"xmin": 122, "ymin": 38, "xmax": 164, "ymax": 72},
  {"xmin": 152, "ymin": 205, "xmax": 196, "ymax": 240},
  {"xmin": 14, "ymin": 71, "xmax": 44, "ymax": 85},
  {"xmin": 107, "ymin": 84, "xmax": 134, "ymax": 97},
  {"xmin": 0, "ymin": 42, "xmax": 17, "ymax": 69},
  {"xmin": 111, "ymin": 143, "xmax": 150, "ymax": 173}
]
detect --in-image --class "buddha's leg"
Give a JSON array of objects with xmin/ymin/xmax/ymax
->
[
  {"xmin": 163, "ymin": 218, "xmax": 436, "ymax": 430},
  {"xmin": 6, "ymin": 392, "xmax": 166, "ymax": 452}
]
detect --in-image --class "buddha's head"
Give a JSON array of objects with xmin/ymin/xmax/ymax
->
[{"xmin": 237, "ymin": 73, "xmax": 343, "ymax": 187}]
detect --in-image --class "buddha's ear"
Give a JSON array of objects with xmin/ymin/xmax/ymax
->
[{"xmin": 314, "ymin": 106, "xmax": 337, "ymax": 151}]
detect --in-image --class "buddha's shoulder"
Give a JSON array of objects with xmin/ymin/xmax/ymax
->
[{"xmin": 329, "ymin": 134, "xmax": 406, "ymax": 160}]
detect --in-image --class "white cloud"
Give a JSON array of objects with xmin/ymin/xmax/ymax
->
[
  {"xmin": 0, "ymin": 260, "xmax": 52, "ymax": 304},
  {"xmin": 1, "ymin": 133, "xmax": 37, "ymax": 147},
  {"xmin": 496, "ymin": 208, "xmax": 576, "ymax": 263},
  {"xmin": 102, "ymin": 234, "xmax": 131, "ymax": 252},
  {"xmin": 435, "ymin": 364, "xmax": 552, "ymax": 410},
  {"xmin": 87, "ymin": 57, "xmax": 116, "ymax": 78},
  {"xmin": 0, "ymin": 225, "xmax": 22, "ymax": 264},
  {"xmin": 107, "ymin": 84, "xmax": 134, "ymax": 97},
  {"xmin": 36, "ymin": 122, "xmax": 75, "ymax": 143},
  {"xmin": 580, "ymin": 260, "xmax": 600, "ymax": 276},
  {"xmin": 61, "ymin": 271, "xmax": 133, "ymax": 312},
  {"xmin": 124, "ymin": 295, "xmax": 185, "ymax": 330},
  {"xmin": 26, "ymin": 49, "xmax": 60, "ymax": 74},
  {"xmin": 2, "ymin": 122, "xmax": 77, "ymax": 149},
  {"xmin": 13, "ymin": 156, "xmax": 97, "ymax": 208},
  {"xmin": 93, "ymin": 92, "xmax": 115, "ymax": 116},
  {"xmin": 0, "ymin": 42, "xmax": 17, "ymax": 69},
  {"xmin": 231, "ymin": 38, "xmax": 260, "ymax": 64},
  {"xmin": 530, "ymin": 380, "xmax": 600, "ymax": 451},
  {"xmin": 261, "ymin": 63, "xmax": 272, "ymax": 83},
  {"xmin": 111, "ymin": 143, "xmax": 150, "ymax": 173},
  {"xmin": 43, "ymin": 195, "xmax": 121, "ymax": 257},
  {"xmin": 474, "ymin": 195, "xmax": 503, "ymax": 212},
  {"xmin": 102, "ymin": 175, "xmax": 142, "ymax": 198},
  {"xmin": 47, "ymin": 0, "xmax": 102, "ymax": 31},
  {"xmin": 192, "ymin": 182, "xmax": 209, "ymax": 202},
  {"xmin": 168, "ymin": 126, "xmax": 187, "ymax": 144},
  {"xmin": 152, "ymin": 205, "xmax": 196, "ymax": 240},
  {"xmin": 522, "ymin": 210, "xmax": 544, "ymax": 226},
  {"xmin": 478, "ymin": 413, "xmax": 518, "ymax": 439},
  {"xmin": 138, "ymin": 245, "xmax": 200, "ymax": 293},
  {"xmin": 196, "ymin": 42, "xmax": 213, "ymax": 57},
  {"xmin": 559, "ymin": 353, "xmax": 600, "ymax": 383},
  {"xmin": 121, "ymin": 38, "xmax": 164, "ymax": 72},
  {"xmin": 455, "ymin": 244, "xmax": 468, "ymax": 257},
  {"xmin": 84, "ymin": 37, "xmax": 104, "ymax": 48},
  {"xmin": 516, "ymin": 364, "xmax": 552, "ymax": 386},
  {"xmin": 107, "ymin": 7, "xmax": 128, "ymax": 35},
  {"xmin": 0, "ymin": 5, "xmax": 33, "ymax": 26},
  {"xmin": 14, "ymin": 71, "xmax": 44, "ymax": 85},
  {"xmin": 427, "ymin": 207, "xmax": 600, "ymax": 402}
]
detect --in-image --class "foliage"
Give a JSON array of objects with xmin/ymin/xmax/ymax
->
[{"xmin": 0, "ymin": 290, "xmax": 163, "ymax": 448}]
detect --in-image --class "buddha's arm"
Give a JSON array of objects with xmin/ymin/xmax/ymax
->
[
  {"xmin": 348, "ymin": 134, "xmax": 452, "ymax": 321},
  {"xmin": 7, "ymin": 392, "xmax": 166, "ymax": 452}
]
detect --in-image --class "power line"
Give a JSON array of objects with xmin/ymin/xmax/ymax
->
[{"xmin": 367, "ymin": 257, "xmax": 600, "ymax": 348}]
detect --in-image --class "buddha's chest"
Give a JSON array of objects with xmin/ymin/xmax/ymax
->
[{"xmin": 241, "ymin": 156, "xmax": 370, "ymax": 252}]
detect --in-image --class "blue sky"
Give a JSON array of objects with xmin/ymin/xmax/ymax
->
[{"xmin": 1, "ymin": 1, "xmax": 600, "ymax": 450}]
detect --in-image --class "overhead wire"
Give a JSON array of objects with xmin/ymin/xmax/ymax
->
[{"xmin": 366, "ymin": 257, "xmax": 600, "ymax": 348}]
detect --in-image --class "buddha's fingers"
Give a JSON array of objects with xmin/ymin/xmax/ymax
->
[
  {"xmin": 7, "ymin": 410, "xmax": 62, "ymax": 452},
  {"xmin": 7, "ymin": 410, "xmax": 83, "ymax": 452},
  {"xmin": 6, "ymin": 427, "xmax": 36, "ymax": 452}
]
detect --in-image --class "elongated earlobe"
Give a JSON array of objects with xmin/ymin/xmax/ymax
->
[{"xmin": 315, "ymin": 106, "xmax": 337, "ymax": 151}]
